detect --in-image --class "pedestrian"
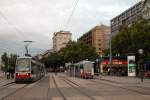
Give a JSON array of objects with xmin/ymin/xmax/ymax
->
[
  {"xmin": 99, "ymin": 72, "xmax": 102, "ymax": 79},
  {"xmin": 6, "ymin": 68, "xmax": 10, "ymax": 79},
  {"xmin": 55, "ymin": 67, "xmax": 57, "ymax": 75},
  {"xmin": 108, "ymin": 68, "xmax": 110, "ymax": 75},
  {"xmin": 139, "ymin": 64, "xmax": 145, "ymax": 82},
  {"xmin": 10, "ymin": 67, "xmax": 14, "ymax": 79},
  {"xmin": 140, "ymin": 69, "xmax": 144, "ymax": 82}
]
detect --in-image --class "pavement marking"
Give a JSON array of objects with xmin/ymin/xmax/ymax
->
[
  {"xmin": 93, "ymin": 96, "xmax": 107, "ymax": 100},
  {"xmin": 52, "ymin": 96, "xmax": 94, "ymax": 100},
  {"xmin": 9, "ymin": 84, "xmax": 26, "ymax": 88},
  {"xmin": 67, "ymin": 96, "xmax": 93, "ymax": 100},
  {"xmin": 25, "ymin": 82, "xmax": 39, "ymax": 88},
  {"xmin": 52, "ymin": 97, "xmax": 63, "ymax": 100}
]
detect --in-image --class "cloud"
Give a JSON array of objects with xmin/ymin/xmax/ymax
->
[
  {"xmin": 66, "ymin": 0, "xmax": 138, "ymax": 39},
  {"xmin": 0, "ymin": 0, "xmax": 138, "ymax": 56}
]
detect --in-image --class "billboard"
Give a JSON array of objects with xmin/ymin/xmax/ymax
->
[{"xmin": 127, "ymin": 56, "xmax": 136, "ymax": 76}]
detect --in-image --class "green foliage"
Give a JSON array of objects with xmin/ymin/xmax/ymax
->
[
  {"xmin": 42, "ymin": 41, "xmax": 98, "ymax": 68},
  {"xmin": 1, "ymin": 52, "xmax": 8, "ymax": 68},
  {"xmin": 1, "ymin": 52, "xmax": 18, "ymax": 71},
  {"xmin": 112, "ymin": 20, "xmax": 150, "ymax": 59},
  {"xmin": 9, "ymin": 54, "xmax": 18, "ymax": 69},
  {"xmin": 102, "ymin": 49, "xmax": 109, "ymax": 56},
  {"xmin": 58, "ymin": 41, "xmax": 98, "ymax": 63}
]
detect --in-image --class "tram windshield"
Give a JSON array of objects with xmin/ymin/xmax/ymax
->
[
  {"xmin": 84, "ymin": 63, "xmax": 93, "ymax": 72},
  {"xmin": 16, "ymin": 58, "xmax": 31, "ymax": 72}
]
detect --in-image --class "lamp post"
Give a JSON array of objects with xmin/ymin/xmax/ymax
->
[
  {"xmin": 138, "ymin": 49, "xmax": 143, "ymax": 55},
  {"xmin": 138, "ymin": 49, "xmax": 144, "ymax": 82},
  {"xmin": 109, "ymin": 33, "xmax": 112, "ymax": 75},
  {"xmin": 7, "ymin": 55, "xmax": 10, "ymax": 79},
  {"xmin": 96, "ymin": 58, "xmax": 100, "ymax": 75}
]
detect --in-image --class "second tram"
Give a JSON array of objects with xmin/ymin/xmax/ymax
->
[{"xmin": 68, "ymin": 60, "xmax": 94, "ymax": 79}]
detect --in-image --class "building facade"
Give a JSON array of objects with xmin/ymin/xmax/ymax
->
[
  {"xmin": 40, "ymin": 49, "xmax": 54, "ymax": 59},
  {"xmin": 111, "ymin": 0, "xmax": 149, "ymax": 35},
  {"xmin": 142, "ymin": 0, "xmax": 150, "ymax": 20},
  {"xmin": 78, "ymin": 25, "xmax": 110, "ymax": 55},
  {"xmin": 53, "ymin": 31, "xmax": 72, "ymax": 52}
]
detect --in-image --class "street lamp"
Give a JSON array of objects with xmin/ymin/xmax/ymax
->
[
  {"xmin": 7, "ymin": 55, "xmax": 10, "ymax": 79},
  {"xmin": 138, "ymin": 49, "xmax": 143, "ymax": 54},
  {"xmin": 109, "ymin": 33, "xmax": 112, "ymax": 75},
  {"xmin": 24, "ymin": 41, "xmax": 33, "ymax": 56},
  {"xmin": 96, "ymin": 58, "xmax": 100, "ymax": 75}
]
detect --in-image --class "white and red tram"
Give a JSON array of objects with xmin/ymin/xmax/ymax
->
[
  {"xmin": 15, "ymin": 56, "xmax": 45, "ymax": 82},
  {"xmin": 68, "ymin": 60, "xmax": 94, "ymax": 79}
]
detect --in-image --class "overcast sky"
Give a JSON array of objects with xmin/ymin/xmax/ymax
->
[{"xmin": 0, "ymin": 0, "xmax": 139, "ymax": 56}]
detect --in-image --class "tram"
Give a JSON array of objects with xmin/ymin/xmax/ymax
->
[
  {"xmin": 15, "ymin": 56, "xmax": 45, "ymax": 82},
  {"xmin": 68, "ymin": 60, "xmax": 94, "ymax": 79}
]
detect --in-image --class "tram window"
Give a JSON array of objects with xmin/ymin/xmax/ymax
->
[{"xmin": 16, "ymin": 58, "xmax": 30, "ymax": 72}]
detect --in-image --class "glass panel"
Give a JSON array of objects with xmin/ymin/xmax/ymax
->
[
  {"xmin": 84, "ymin": 63, "xmax": 93, "ymax": 72},
  {"xmin": 16, "ymin": 58, "xmax": 30, "ymax": 72}
]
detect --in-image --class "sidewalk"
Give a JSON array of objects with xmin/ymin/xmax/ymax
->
[
  {"xmin": 0, "ymin": 71, "xmax": 14, "ymax": 86},
  {"xmin": 95, "ymin": 75, "xmax": 150, "ymax": 88},
  {"xmin": 61, "ymin": 72, "xmax": 150, "ymax": 89}
]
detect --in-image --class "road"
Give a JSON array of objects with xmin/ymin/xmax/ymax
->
[{"xmin": 0, "ymin": 73, "xmax": 150, "ymax": 100}]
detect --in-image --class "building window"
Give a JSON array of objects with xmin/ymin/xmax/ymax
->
[{"xmin": 98, "ymin": 42, "xmax": 101, "ymax": 45}]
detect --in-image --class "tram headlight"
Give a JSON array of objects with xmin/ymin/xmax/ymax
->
[
  {"xmin": 27, "ymin": 73, "xmax": 31, "ymax": 77},
  {"xmin": 16, "ymin": 73, "xmax": 19, "ymax": 77}
]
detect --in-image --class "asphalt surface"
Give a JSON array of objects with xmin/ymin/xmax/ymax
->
[{"xmin": 0, "ymin": 73, "xmax": 150, "ymax": 100}]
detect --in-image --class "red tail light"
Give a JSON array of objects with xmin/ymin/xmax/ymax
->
[{"xmin": 16, "ymin": 73, "xmax": 31, "ymax": 78}]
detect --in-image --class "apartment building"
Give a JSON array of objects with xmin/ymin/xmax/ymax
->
[
  {"xmin": 78, "ymin": 25, "xmax": 110, "ymax": 55},
  {"xmin": 111, "ymin": 0, "xmax": 149, "ymax": 35},
  {"xmin": 53, "ymin": 31, "xmax": 72, "ymax": 52},
  {"xmin": 142, "ymin": 0, "xmax": 150, "ymax": 20}
]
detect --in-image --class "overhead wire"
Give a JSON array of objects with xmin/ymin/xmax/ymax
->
[
  {"xmin": 0, "ymin": 10, "xmax": 24, "ymax": 36},
  {"xmin": 0, "ymin": 0, "xmax": 33, "ymax": 54},
  {"xmin": 0, "ymin": 9, "xmax": 28, "ymax": 53},
  {"xmin": 0, "ymin": 0, "xmax": 65, "ymax": 55},
  {"xmin": 64, "ymin": 0, "xmax": 80, "ymax": 30}
]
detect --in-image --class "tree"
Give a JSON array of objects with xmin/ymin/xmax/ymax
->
[
  {"xmin": 1, "ymin": 52, "xmax": 18, "ymax": 72},
  {"xmin": 1, "ymin": 52, "xmax": 8, "ymax": 71},
  {"xmin": 58, "ymin": 41, "xmax": 98, "ymax": 63},
  {"xmin": 112, "ymin": 19, "xmax": 150, "ymax": 59},
  {"xmin": 112, "ymin": 25, "xmax": 132, "ymax": 55},
  {"xmin": 9, "ymin": 54, "xmax": 18, "ymax": 69},
  {"xmin": 41, "ymin": 41, "xmax": 98, "ymax": 69}
]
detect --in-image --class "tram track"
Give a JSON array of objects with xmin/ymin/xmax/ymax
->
[
  {"xmin": 0, "ymin": 76, "xmax": 46, "ymax": 100},
  {"xmin": 94, "ymin": 76, "xmax": 150, "ymax": 91},
  {"xmin": 60, "ymin": 75, "xmax": 150, "ymax": 96},
  {"xmin": 46, "ymin": 74, "xmax": 51, "ymax": 100},
  {"xmin": 62, "ymin": 77, "xmax": 96, "ymax": 100},
  {"xmin": 0, "ymin": 84, "xmax": 29, "ymax": 100},
  {"xmin": 0, "ymin": 82, "xmax": 16, "ymax": 90},
  {"xmin": 97, "ymin": 77, "xmax": 150, "ymax": 90},
  {"xmin": 52, "ymin": 75, "xmax": 68, "ymax": 100},
  {"xmin": 88, "ymin": 79, "xmax": 150, "ymax": 95}
]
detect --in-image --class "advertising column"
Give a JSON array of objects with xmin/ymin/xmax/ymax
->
[{"xmin": 127, "ymin": 56, "xmax": 136, "ymax": 76}]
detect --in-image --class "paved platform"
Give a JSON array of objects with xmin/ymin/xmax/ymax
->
[
  {"xmin": 95, "ymin": 75, "xmax": 150, "ymax": 88},
  {"xmin": 0, "ymin": 71, "xmax": 14, "ymax": 86},
  {"xmin": 61, "ymin": 72, "xmax": 150, "ymax": 89}
]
